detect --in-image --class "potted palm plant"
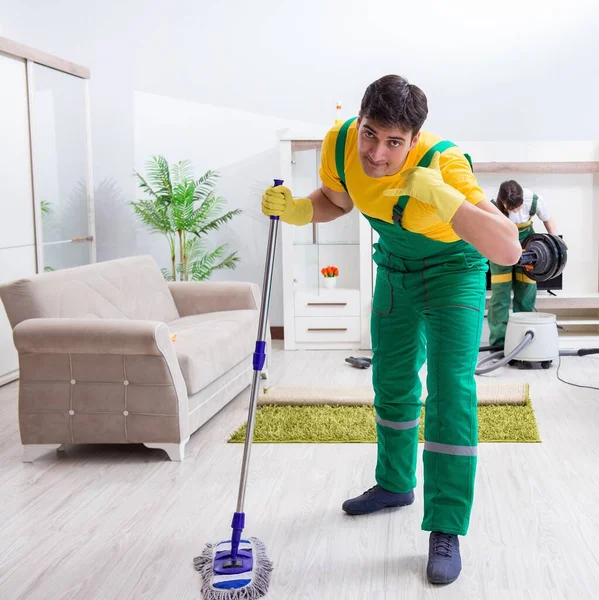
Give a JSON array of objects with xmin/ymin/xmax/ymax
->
[{"xmin": 131, "ymin": 156, "xmax": 241, "ymax": 281}]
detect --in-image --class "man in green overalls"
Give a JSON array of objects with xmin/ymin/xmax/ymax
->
[
  {"xmin": 488, "ymin": 180, "xmax": 559, "ymax": 347},
  {"xmin": 262, "ymin": 75, "xmax": 521, "ymax": 585}
]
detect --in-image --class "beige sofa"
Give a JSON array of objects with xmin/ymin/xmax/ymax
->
[{"xmin": 0, "ymin": 255, "xmax": 266, "ymax": 462}]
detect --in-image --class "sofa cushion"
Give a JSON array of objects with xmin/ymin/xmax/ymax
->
[
  {"xmin": 168, "ymin": 310, "xmax": 257, "ymax": 395},
  {"xmin": 0, "ymin": 255, "xmax": 180, "ymax": 328}
]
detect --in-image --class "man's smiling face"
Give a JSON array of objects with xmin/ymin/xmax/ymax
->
[{"xmin": 356, "ymin": 116, "xmax": 420, "ymax": 178}]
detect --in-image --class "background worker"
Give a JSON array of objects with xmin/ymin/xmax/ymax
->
[{"xmin": 488, "ymin": 180, "xmax": 559, "ymax": 347}]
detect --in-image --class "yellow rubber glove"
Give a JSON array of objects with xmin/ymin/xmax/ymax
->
[
  {"xmin": 383, "ymin": 152, "xmax": 465, "ymax": 223},
  {"xmin": 261, "ymin": 185, "xmax": 313, "ymax": 226}
]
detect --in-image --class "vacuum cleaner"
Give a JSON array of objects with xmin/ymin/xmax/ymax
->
[
  {"xmin": 475, "ymin": 235, "xmax": 599, "ymax": 373},
  {"xmin": 475, "ymin": 312, "xmax": 599, "ymax": 374}
]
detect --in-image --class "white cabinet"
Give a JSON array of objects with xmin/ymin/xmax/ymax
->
[
  {"xmin": 0, "ymin": 41, "xmax": 94, "ymax": 385},
  {"xmin": 0, "ymin": 247, "xmax": 37, "ymax": 383},
  {"xmin": 278, "ymin": 131, "xmax": 374, "ymax": 350},
  {"xmin": 0, "ymin": 51, "xmax": 36, "ymax": 385}
]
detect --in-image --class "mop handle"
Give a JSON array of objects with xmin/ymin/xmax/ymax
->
[
  {"xmin": 234, "ymin": 179, "xmax": 283, "ymax": 514},
  {"xmin": 254, "ymin": 179, "xmax": 282, "ymax": 345}
]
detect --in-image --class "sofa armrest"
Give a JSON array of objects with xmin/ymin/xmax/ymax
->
[
  {"xmin": 168, "ymin": 281, "xmax": 260, "ymax": 317},
  {"xmin": 13, "ymin": 318, "xmax": 190, "ymax": 448},
  {"xmin": 13, "ymin": 318, "xmax": 172, "ymax": 355}
]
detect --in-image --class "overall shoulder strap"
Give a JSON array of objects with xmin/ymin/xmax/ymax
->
[
  {"xmin": 417, "ymin": 140, "xmax": 457, "ymax": 167},
  {"xmin": 335, "ymin": 117, "xmax": 357, "ymax": 192},
  {"xmin": 392, "ymin": 140, "xmax": 457, "ymax": 227},
  {"xmin": 463, "ymin": 152, "xmax": 474, "ymax": 171},
  {"xmin": 530, "ymin": 194, "xmax": 538, "ymax": 217}
]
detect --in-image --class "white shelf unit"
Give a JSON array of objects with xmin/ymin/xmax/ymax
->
[
  {"xmin": 279, "ymin": 127, "xmax": 599, "ymax": 350},
  {"xmin": 278, "ymin": 131, "xmax": 374, "ymax": 350},
  {"xmin": 536, "ymin": 294, "xmax": 599, "ymax": 346}
]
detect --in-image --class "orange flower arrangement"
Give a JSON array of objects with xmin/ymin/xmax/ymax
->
[{"xmin": 320, "ymin": 265, "xmax": 339, "ymax": 278}]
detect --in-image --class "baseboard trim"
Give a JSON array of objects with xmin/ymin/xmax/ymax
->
[
  {"xmin": 0, "ymin": 370, "xmax": 19, "ymax": 387},
  {"xmin": 270, "ymin": 326, "xmax": 284, "ymax": 340}
]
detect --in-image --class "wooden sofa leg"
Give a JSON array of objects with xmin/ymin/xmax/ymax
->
[
  {"xmin": 22, "ymin": 444, "xmax": 63, "ymax": 463},
  {"xmin": 144, "ymin": 438, "xmax": 189, "ymax": 461}
]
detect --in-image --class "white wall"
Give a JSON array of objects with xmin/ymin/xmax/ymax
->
[
  {"xmin": 1, "ymin": 0, "xmax": 599, "ymax": 324},
  {"xmin": 127, "ymin": 0, "xmax": 599, "ymax": 140},
  {"xmin": 133, "ymin": 91, "xmax": 323, "ymax": 322}
]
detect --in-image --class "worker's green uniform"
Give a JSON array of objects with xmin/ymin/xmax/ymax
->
[
  {"xmin": 322, "ymin": 119, "xmax": 488, "ymax": 536},
  {"xmin": 488, "ymin": 196, "xmax": 538, "ymax": 347}
]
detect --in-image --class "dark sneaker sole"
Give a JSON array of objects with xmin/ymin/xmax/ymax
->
[
  {"xmin": 427, "ymin": 573, "xmax": 460, "ymax": 585},
  {"xmin": 342, "ymin": 498, "xmax": 414, "ymax": 515}
]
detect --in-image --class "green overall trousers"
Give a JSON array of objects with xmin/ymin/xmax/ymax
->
[
  {"xmin": 337, "ymin": 120, "xmax": 488, "ymax": 536},
  {"xmin": 488, "ymin": 197, "xmax": 537, "ymax": 347}
]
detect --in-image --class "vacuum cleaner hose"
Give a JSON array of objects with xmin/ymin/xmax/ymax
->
[
  {"xmin": 575, "ymin": 348, "xmax": 599, "ymax": 357},
  {"xmin": 478, "ymin": 344, "xmax": 504, "ymax": 353},
  {"xmin": 475, "ymin": 330, "xmax": 535, "ymax": 375},
  {"xmin": 559, "ymin": 348, "xmax": 599, "ymax": 357}
]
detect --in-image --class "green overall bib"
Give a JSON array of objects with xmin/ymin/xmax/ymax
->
[
  {"xmin": 488, "ymin": 196, "xmax": 538, "ymax": 347},
  {"xmin": 337, "ymin": 119, "xmax": 487, "ymax": 536}
]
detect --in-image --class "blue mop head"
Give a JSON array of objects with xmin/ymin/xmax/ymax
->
[{"xmin": 194, "ymin": 537, "xmax": 273, "ymax": 600}]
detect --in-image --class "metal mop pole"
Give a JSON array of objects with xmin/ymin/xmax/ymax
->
[{"xmin": 228, "ymin": 178, "xmax": 283, "ymax": 565}]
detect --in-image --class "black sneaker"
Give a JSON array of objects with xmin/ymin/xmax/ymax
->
[
  {"xmin": 342, "ymin": 485, "xmax": 414, "ymax": 515},
  {"xmin": 426, "ymin": 532, "xmax": 462, "ymax": 584}
]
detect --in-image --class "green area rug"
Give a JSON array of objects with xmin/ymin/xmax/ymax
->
[{"xmin": 228, "ymin": 401, "xmax": 541, "ymax": 444}]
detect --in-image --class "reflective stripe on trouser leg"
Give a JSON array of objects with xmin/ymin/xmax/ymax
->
[
  {"xmin": 421, "ymin": 268, "xmax": 486, "ymax": 536},
  {"xmin": 488, "ymin": 262, "xmax": 513, "ymax": 347},
  {"xmin": 371, "ymin": 268, "xmax": 425, "ymax": 494},
  {"xmin": 513, "ymin": 268, "xmax": 537, "ymax": 313}
]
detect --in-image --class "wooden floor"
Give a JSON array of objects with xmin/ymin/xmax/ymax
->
[{"xmin": 1, "ymin": 342, "xmax": 599, "ymax": 600}]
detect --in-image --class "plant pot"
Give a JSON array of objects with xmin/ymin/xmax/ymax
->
[{"xmin": 323, "ymin": 277, "xmax": 337, "ymax": 289}]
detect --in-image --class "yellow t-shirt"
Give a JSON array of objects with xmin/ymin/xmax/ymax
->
[{"xmin": 318, "ymin": 120, "xmax": 486, "ymax": 243}]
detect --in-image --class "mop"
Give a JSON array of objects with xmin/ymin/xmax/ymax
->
[{"xmin": 193, "ymin": 180, "xmax": 283, "ymax": 599}]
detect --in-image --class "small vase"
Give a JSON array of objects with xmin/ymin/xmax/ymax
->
[{"xmin": 323, "ymin": 277, "xmax": 337, "ymax": 289}]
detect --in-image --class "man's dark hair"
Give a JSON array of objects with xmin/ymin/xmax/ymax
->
[
  {"xmin": 360, "ymin": 74, "xmax": 428, "ymax": 136},
  {"xmin": 496, "ymin": 180, "xmax": 524, "ymax": 216}
]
